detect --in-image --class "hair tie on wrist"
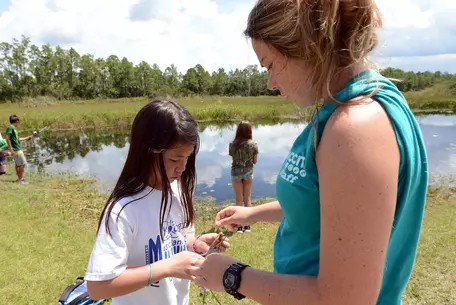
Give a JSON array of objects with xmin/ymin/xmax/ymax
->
[{"xmin": 147, "ymin": 263, "xmax": 153, "ymax": 286}]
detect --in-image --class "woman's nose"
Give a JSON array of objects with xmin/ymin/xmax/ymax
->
[{"xmin": 267, "ymin": 75, "xmax": 278, "ymax": 91}]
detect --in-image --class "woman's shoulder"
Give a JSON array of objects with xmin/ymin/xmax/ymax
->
[{"xmin": 323, "ymin": 100, "xmax": 396, "ymax": 153}]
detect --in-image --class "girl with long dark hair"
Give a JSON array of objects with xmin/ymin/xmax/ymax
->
[{"xmin": 85, "ymin": 99, "xmax": 228, "ymax": 305}]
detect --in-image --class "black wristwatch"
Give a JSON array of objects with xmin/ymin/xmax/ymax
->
[{"xmin": 222, "ymin": 262, "xmax": 249, "ymax": 300}]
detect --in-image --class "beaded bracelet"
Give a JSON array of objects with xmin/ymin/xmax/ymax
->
[{"xmin": 192, "ymin": 234, "xmax": 203, "ymax": 253}]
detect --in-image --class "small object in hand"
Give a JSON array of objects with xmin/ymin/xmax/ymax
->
[
  {"xmin": 199, "ymin": 233, "xmax": 227, "ymax": 295},
  {"xmin": 202, "ymin": 232, "xmax": 226, "ymax": 257}
]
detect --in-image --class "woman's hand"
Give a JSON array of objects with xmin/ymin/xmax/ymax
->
[
  {"xmin": 190, "ymin": 253, "xmax": 239, "ymax": 291},
  {"xmin": 167, "ymin": 251, "xmax": 204, "ymax": 280},
  {"xmin": 194, "ymin": 233, "xmax": 230, "ymax": 254},
  {"xmin": 215, "ymin": 206, "xmax": 254, "ymax": 231}
]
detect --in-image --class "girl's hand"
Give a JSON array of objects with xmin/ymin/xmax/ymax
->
[
  {"xmin": 215, "ymin": 206, "xmax": 253, "ymax": 231},
  {"xmin": 190, "ymin": 253, "xmax": 239, "ymax": 291},
  {"xmin": 167, "ymin": 251, "xmax": 204, "ymax": 280},
  {"xmin": 194, "ymin": 233, "xmax": 230, "ymax": 254}
]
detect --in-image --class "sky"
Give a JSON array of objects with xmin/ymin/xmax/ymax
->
[{"xmin": 0, "ymin": 0, "xmax": 455, "ymax": 73}]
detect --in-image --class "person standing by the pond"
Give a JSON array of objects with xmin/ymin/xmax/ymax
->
[
  {"xmin": 190, "ymin": 1, "xmax": 428, "ymax": 304},
  {"xmin": 0, "ymin": 131, "xmax": 11, "ymax": 175},
  {"xmin": 85, "ymin": 99, "xmax": 229, "ymax": 305},
  {"xmin": 229, "ymin": 121, "xmax": 258, "ymax": 233},
  {"xmin": 5, "ymin": 115, "xmax": 33, "ymax": 184}
]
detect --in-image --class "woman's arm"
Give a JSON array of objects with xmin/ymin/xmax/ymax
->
[
  {"xmin": 249, "ymin": 200, "xmax": 281, "ymax": 223},
  {"xmin": 197, "ymin": 101, "xmax": 399, "ymax": 305},
  {"xmin": 244, "ymin": 102, "xmax": 398, "ymax": 304},
  {"xmin": 215, "ymin": 200, "xmax": 283, "ymax": 230}
]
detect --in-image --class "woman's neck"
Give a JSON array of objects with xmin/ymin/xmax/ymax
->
[{"xmin": 323, "ymin": 62, "xmax": 370, "ymax": 100}]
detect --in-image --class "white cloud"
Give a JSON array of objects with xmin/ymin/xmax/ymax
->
[
  {"xmin": 374, "ymin": 0, "xmax": 456, "ymax": 71},
  {"xmin": 0, "ymin": 0, "xmax": 455, "ymax": 72},
  {"xmin": 0, "ymin": 0, "xmax": 256, "ymax": 73}
]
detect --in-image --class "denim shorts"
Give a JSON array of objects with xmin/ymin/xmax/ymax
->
[{"xmin": 231, "ymin": 170, "xmax": 254, "ymax": 181}]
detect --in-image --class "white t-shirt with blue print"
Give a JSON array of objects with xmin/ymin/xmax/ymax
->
[{"xmin": 85, "ymin": 181, "xmax": 191, "ymax": 305}]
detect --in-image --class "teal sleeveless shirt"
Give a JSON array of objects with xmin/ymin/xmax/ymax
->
[{"xmin": 274, "ymin": 70, "xmax": 428, "ymax": 305}]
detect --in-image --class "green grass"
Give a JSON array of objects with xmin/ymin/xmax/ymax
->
[
  {"xmin": 0, "ymin": 169, "xmax": 455, "ymax": 304},
  {"xmin": 404, "ymin": 81, "xmax": 456, "ymax": 113},
  {"xmin": 0, "ymin": 96, "xmax": 308, "ymax": 133},
  {"xmin": 403, "ymin": 187, "xmax": 456, "ymax": 305},
  {"xmin": 1, "ymin": 91, "xmax": 454, "ymax": 133}
]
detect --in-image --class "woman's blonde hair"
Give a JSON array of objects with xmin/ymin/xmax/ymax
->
[{"xmin": 244, "ymin": 0, "xmax": 382, "ymax": 98}]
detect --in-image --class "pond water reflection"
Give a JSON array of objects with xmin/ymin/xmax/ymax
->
[{"xmin": 22, "ymin": 115, "xmax": 456, "ymax": 203}]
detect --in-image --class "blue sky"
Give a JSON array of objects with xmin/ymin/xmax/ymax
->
[
  {"xmin": 0, "ymin": 0, "xmax": 455, "ymax": 73},
  {"xmin": 0, "ymin": 0, "xmax": 9, "ymax": 14}
]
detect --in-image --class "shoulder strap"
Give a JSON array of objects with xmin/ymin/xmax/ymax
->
[{"xmin": 58, "ymin": 277, "xmax": 85, "ymax": 304}]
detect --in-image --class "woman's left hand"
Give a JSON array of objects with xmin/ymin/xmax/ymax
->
[
  {"xmin": 190, "ymin": 253, "xmax": 238, "ymax": 291},
  {"xmin": 194, "ymin": 233, "xmax": 230, "ymax": 255}
]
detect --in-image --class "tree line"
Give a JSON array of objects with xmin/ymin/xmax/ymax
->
[{"xmin": 1, "ymin": 36, "xmax": 455, "ymax": 102}]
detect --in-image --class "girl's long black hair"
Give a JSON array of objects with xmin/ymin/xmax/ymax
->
[{"xmin": 97, "ymin": 99, "xmax": 199, "ymax": 236}]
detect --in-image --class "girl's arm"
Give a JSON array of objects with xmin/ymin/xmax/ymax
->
[
  {"xmin": 88, "ymin": 251, "xmax": 202, "ymax": 300},
  {"xmin": 198, "ymin": 101, "xmax": 399, "ymax": 305},
  {"xmin": 252, "ymin": 154, "xmax": 258, "ymax": 164},
  {"xmin": 87, "ymin": 209, "xmax": 202, "ymax": 300},
  {"xmin": 87, "ymin": 259, "xmax": 172, "ymax": 300}
]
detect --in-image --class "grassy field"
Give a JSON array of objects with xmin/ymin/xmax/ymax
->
[
  {"xmin": 0, "ymin": 96, "xmax": 307, "ymax": 133},
  {"xmin": 0, "ymin": 169, "xmax": 455, "ymax": 305},
  {"xmin": 0, "ymin": 92, "xmax": 454, "ymax": 133}
]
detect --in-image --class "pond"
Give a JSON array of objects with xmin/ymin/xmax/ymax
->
[{"xmin": 22, "ymin": 114, "xmax": 456, "ymax": 203}]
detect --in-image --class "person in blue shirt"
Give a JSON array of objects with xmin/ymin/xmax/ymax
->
[{"xmin": 190, "ymin": 1, "xmax": 428, "ymax": 305}]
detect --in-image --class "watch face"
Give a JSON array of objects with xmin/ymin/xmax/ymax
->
[{"xmin": 224, "ymin": 273, "xmax": 236, "ymax": 288}]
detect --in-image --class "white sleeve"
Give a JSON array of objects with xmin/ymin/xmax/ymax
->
[{"xmin": 85, "ymin": 205, "xmax": 134, "ymax": 281}]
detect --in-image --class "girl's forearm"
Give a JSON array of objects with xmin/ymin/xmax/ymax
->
[
  {"xmin": 87, "ymin": 259, "xmax": 171, "ymax": 300},
  {"xmin": 250, "ymin": 201, "xmax": 283, "ymax": 223}
]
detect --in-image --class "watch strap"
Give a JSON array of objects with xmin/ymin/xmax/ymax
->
[{"xmin": 224, "ymin": 262, "xmax": 249, "ymax": 300}]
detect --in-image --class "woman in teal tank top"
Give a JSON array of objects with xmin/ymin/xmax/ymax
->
[{"xmin": 190, "ymin": 1, "xmax": 428, "ymax": 304}]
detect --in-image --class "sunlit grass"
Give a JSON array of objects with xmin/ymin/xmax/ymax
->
[
  {"xmin": 0, "ymin": 168, "xmax": 455, "ymax": 304},
  {"xmin": 1, "ymin": 92, "xmax": 454, "ymax": 133}
]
